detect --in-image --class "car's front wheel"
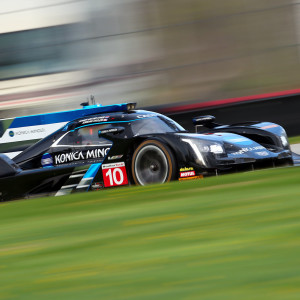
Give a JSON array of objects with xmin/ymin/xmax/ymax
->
[{"xmin": 131, "ymin": 140, "xmax": 176, "ymax": 185}]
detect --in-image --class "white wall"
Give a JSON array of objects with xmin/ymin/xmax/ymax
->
[{"xmin": 0, "ymin": 0, "xmax": 86, "ymax": 33}]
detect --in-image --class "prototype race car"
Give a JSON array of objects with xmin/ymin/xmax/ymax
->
[{"xmin": 0, "ymin": 102, "xmax": 293, "ymax": 201}]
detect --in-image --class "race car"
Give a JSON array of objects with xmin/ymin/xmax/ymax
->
[{"xmin": 0, "ymin": 102, "xmax": 293, "ymax": 201}]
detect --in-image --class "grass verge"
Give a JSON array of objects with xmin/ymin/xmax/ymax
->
[
  {"xmin": 289, "ymin": 135, "xmax": 300, "ymax": 144},
  {"xmin": 0, "ymin": 166, "xmax": 300, "ymax": 300}
]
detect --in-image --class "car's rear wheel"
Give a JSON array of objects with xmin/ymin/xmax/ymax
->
[{"xmin": 131, "ymin": 140, "xmax": 176, "ymax": 185}]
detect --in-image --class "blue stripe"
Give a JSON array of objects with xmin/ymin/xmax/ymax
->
[
  {"xmin": 82, "ymin": 162, "xmax": 102, "ymax": 192},
  {"xmin": 73, "ymin": 117, "xmax": 151, "ymax": 131},
  {"xmin": 9, "ymin": 104, "xmax": 129, "ymax": 128},
  {"xmin": 83, "ymin": 163, "xmax": 102, "ymax": 179}
]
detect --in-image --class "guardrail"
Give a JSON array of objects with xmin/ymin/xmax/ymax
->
[{"xmin": 152, "ymin": 89, "xmax": 300, "ymax": 136}]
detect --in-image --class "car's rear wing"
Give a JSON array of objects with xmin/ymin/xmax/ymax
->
[{"xmin": 0, "ymin": 102, "xmax": 136, "ymax": 158}]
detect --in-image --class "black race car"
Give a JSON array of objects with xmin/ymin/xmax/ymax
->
[{"xmin": 0, "ymin": 102, "xmax": 293, "ymax": 201}]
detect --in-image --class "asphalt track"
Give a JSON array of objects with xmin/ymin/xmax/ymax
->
[{"xmin": 291, "ymin": 144, "xmax": 300, "ymax": 165}]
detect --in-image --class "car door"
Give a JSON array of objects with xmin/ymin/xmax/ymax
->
[{"xmin": 48, "ymin": 124, "xmax": 114, "ymax": 167}]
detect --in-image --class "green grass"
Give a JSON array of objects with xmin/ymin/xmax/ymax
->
[
  {"xmin": 289, "ymin": 135, "xmax": 300, "ymax": 144},
  {"xmin": 1, "ymin": 167, "xmax": 300, "ymax": 299}
]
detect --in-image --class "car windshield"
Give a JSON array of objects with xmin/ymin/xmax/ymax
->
[
  {"xmin": 131, "ymin": 115, "xmax": 186, "ymax": 136},
  {"xmin": 57, "ymin": 124, "xmax": 114, "ymax": 146}
]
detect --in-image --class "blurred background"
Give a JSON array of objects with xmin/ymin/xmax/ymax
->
[{"xmin": 1, "ymin": 0, "xmax": 300, "ymax": 118}]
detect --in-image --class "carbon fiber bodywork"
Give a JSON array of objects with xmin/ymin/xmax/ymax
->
[{"xmin": 0, "ymin": 108, "xmax": 293, "ymax": 201}]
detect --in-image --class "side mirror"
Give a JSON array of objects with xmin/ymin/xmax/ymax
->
[
  {"xmin": 193, "ymin": 115, "xmax": 216, "ymax": 133},
  {"xmin": 98, "ymin": 127, "xmax": 124, "ymax": 137},
  {"xmin": 193, "ymin": 115, "xmax": 216, "ymax": 126}
]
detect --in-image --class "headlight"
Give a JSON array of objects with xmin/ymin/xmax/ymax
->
[
  {"xmin": 193, "ymin": 139, "xmax": 225, "ymax": 154},
  {"xmin": 182, "ymin": 138, "xmax": 225, "ymax": 166},
  {"xmin": 280, "ymin": 135, "xmax": 288, "ymax": 147},
  {"xmin": 182, "ymin": 138, "xmax": 225, "ymax": 154},
  {"xmin": 209, "ymin": 144, "xmax": 224, "ymax": 154}
]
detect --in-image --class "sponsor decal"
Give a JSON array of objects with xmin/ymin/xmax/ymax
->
[
  {"xmin": 12, "ymin": 128, "xmax": 46, "ymax": 136},
  {"xmin": 179, "ymin": 175, "xmax": 203, "ymax": 181},
  {"xmin": 80, "ymin": 116, "xmax": 110, "ymax": 124},
  {"xmin": 102, "ymin": 162, "xmax": 128, "ymax": 187},
  {"xmin": 86, "ymin": 148, "xmax": 110, "ymax": 159},
  {"xmin": 108, "ymin": 155, "xmax": 124, "ymax": 160},
  {"xmin": 91, "ymin": 182, "xmax": 104, "ymax": 190},
  {"xmin": 41, "ymin": 153, "xmax": 53, "ymax": 167},
  {"xmin": 255, "ymin": 151, "xmax": 269, "ymax": 156},
  {"xmin": 180, "ymin": 171, "xmax": 196, "ymax": 178},
  {"xmin": 179, "ymin": 167, "xmax": 194, "ymax": 172},
  {"xmin": 100, "ymin": 128, "xmax": 119, "ymax": 134},
  {"xmin": 1, "ymin": 122, "xmax": 67, "ymax": 144},
  {"xmin": 231, "ymin": 146, "xmax": 265, "ymax": 155},
  {"xmin": 136, "ymin": 114, "xmax": 157, "ymax": 119},
  {"xmin": 102, "ymin": 162, "xmax": 126, "ymax": 169},
  {"xmin": 54, "ymin": 148, "xmax": 110, "ymax": 164}
]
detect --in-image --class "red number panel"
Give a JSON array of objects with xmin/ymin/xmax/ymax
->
[{"xmin": 102, "ymin": 162, "xmax": 128, "ymax": 187}]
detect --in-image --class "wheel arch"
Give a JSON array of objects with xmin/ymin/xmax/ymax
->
[{"xmin": 130, "ymin": 137, "xmax": 178, "ymax": 185}]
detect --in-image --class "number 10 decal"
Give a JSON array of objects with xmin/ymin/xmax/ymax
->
[{"xmin": 102, "ymin": 162, "xmax": 128, "ymax": 187}]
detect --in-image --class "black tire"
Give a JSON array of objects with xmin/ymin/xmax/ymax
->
[{"xmin": 131, "ymin": 140, "xmax": 176, "ymax": 185}]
